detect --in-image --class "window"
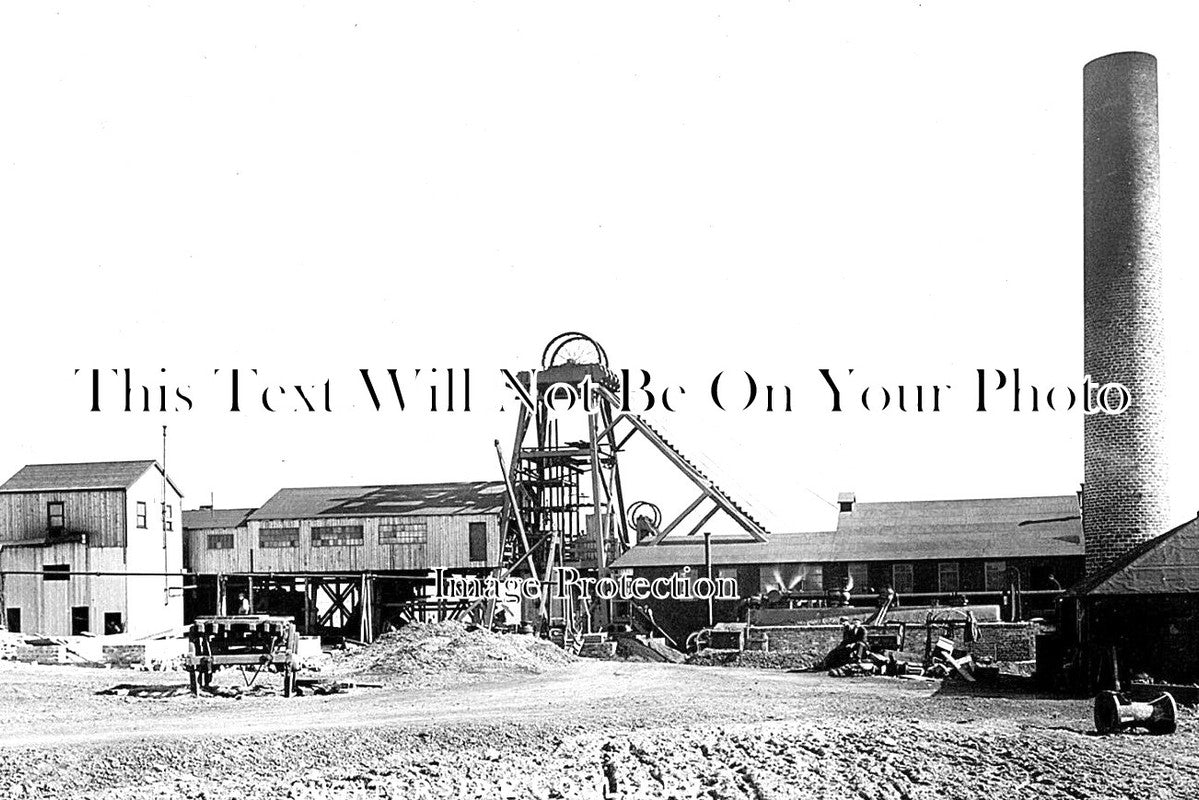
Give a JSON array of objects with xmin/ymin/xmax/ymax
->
[
  {"xmin": 164, "ymin": 504, "xmax": 174, "ymax": 532},
  {"xmin": 104, "ymin": 612, "xmax": 124, "ymax": 635},
  {"xmin": 380, "ymin": 520, "xmax": 428, "ymax": 545},
  {"xmin": 207, "ymin": 533, "xmax": 235, "ymax": 550},
  {"xmin": 891, "ymin": 563, "xmax": 914, "ymax": 594},
  {"xmin": 807, "ymin": 566, "xmax": 824, "ymax": 592},
  {"xmin": 47, "ymin": 501, "xmax": 65, "ymax": 532},
  {"xmin": 259, "ymin": 527, "xmax": 300, "ymax": 548},
  {"xmin": 312, "ymin": 525, "xmax": 364, "ymax": 547},
  {"xmin": 5, "ymin": 609, "xmax": 20, "ymax": 633},
  {"xmin": 938, "ymin": 562, "xmax": 960, "ymax": 593},
  {"xmin": 985, "ymin": 561, "xmax": 1008, "ymax": 591},
  {"xmin": 42, "ymin": 564, "xmax": 70, "ymax": 582},
  {"xmin": 71, "ymin": 606, "xmax": 90, "ymax": 635},
  {"xmin": 468, "ymin": 522, "xmax": 488, "ymax": 562},
  {"xmin": 716, "ymin": 567, "xmax": 740, "ymax": 598},
  {"xmin": 136, "ymin": 501, "xmax": 147, "ymax": 529},
  {"xmin": 847, "ymin": 562, "xmax": 869, "ymax": 592}
]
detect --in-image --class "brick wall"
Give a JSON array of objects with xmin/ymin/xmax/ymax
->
[{"xmin": 1083, "ymin": 51, "xmax": 1169, "ymax": 576}]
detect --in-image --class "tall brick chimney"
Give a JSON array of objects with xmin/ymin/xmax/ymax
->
[{"xmin": 1083, "ymin": 52, "xmax": 1169, "ymax": 576}]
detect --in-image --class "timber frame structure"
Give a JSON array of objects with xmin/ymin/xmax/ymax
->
[
  {"xmin": 192, "ymin": 570, "xmax": 490, "ymax": 643},
  {"xmin": 495, "ymin": 332, "xmax": 769, "ymax": 640}
]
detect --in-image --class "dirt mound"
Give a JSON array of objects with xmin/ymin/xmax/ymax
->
[
  {"xmin": 686, "ymin": 649, "xmax": 824, "ymax": 671},
  {"xmin": 334, "ymin": 621, "xmax": 575, "ymax": 681}
]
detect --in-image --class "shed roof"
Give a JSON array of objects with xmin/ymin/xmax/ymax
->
[
  {"xmin": 832, "ymin": 494, "xmax": 1083, "ymax": 560},
  {"xmin": 610, "ymin": 494, "xmax": 1083, "ymax": 569},
  {"xmin": 0, "ymin": 460, "xmax": 182, "ymax": 496},
  {"xmin": 249, "ymin": 482, "xmax": 506, "ymax": 521},
  {"xmin": 182, "ymin": 508, "xmax": 257, "ymax": 530},
  {"xmin": 1069, "ymin": 517, "xmax": 1199, "ymax": 596},
  {"xmin": 610, "ymin": 531, "xmax": 837, "ymax": 569}
]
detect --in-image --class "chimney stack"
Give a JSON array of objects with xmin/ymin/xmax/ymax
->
[{"xmin": 1083, "ymin": 52, "xmax": 1169, "ymax": 575}]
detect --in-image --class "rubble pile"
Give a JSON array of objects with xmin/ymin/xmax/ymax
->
[
  {"xmin": 334, "ymin": 621, "xmax": 574, "ymax": 681},
  {"xmin": 686, "ymin": 650, "xmax": 820, "ymax": 671},
  {"xmin": 0, "ymin": 631, "xmax": 23, "ymax": 660}
]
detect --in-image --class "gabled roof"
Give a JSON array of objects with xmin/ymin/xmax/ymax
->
[
  {"xmin": 0, "ymin": 460, "xmax": 182, "ymax": 497},
  {"xmin": 610, "ymin": 493, "xmax": 1083, "ymax": 569},
  {"xmin": 248, "ymin": 482, "xmax": 506, "ymax": 521},
  {"xmin": 1070, "ymin": 517, "xmax": 1199, "ymax": 596},
  {"xmin": 182, "ymin": 508, "xmax": 257, "ymax": 530}
]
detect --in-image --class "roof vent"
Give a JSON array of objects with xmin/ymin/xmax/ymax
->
[{"xmin": 837, "ymin": 492, "xmax": 856, "ymax": 513}]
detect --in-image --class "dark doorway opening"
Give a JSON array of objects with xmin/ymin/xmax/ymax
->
[
  {"xmin": 71, "ymin": 606, "xmax": 90, "ymax": 635},
  {"xmin": 4, "ymin": 608, "xmax": 20, "ymax": 633}
]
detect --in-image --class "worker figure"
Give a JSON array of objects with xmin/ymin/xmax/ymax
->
[
  {"xmin": 493, "ymin": 604, "xmax": 510, "ymax": 632},
  {"xmin": 829, "ymin": 618, "xmax": 868, "ymax": 667},
  {"xmin": 846, "ymin": 619, "xmax": 868, "ymax": 661},
  {"xmin": 237, "ymin": 592, "xmax": 251, "ymax": 615}
]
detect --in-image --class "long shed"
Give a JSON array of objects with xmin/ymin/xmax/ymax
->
[
  {"xmin": 187, "ymin": 482, "xmax": 505, "ymax": 574},
  {"xmin": 182, "ymin": 481, "xmax": 507, "ymax": 639}
]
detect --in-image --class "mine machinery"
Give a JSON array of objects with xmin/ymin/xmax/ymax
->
[
  {"xmin": 495, "ymin": 332, "xmax": 768, "ymax": 645},
  {"xmin": 184, "ymin": 615, "xmax": 300, "ymax": 696},
  {"xmin": 627, "ymin": 501, "xmax": 662, "ymax": 543}
]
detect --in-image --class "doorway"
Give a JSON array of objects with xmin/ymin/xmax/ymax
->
[{"xmin": 71, "ymin": 606, "xmax": 90, "ymax": 635}]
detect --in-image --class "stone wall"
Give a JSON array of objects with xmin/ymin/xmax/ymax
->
[
  {"xmin": 744, "ymin": 621, "xmax": 1036, "ymax": 669},
  {"xmin": 1, "ymin": 636, "xmax": 186, "ymax": 668}
]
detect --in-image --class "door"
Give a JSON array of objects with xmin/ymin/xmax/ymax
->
[
  {"xmin": 71, "ymin": 606, "xmax": 90, "ymax": 635},
  {"xmin": 42, "ymin": 564, "xmax": 70, "ymax": 635}
]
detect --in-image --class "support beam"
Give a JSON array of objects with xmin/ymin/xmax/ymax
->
[
  {"xmin": 652, "ymin": 493, "xmax": 708, "ymax": 544},
  {"xmin": 684, "ymin": 505, "xmax": 721, "ymax": 538}
]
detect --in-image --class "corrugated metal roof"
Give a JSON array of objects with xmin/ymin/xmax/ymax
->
[
  {"xmin": 610, "ymin": 494, "xmax": 1083, "ymax": 569},
  {"xmin": 831, "ymin": 494, "xmax": 1083, "ymax": 560},
  {"xmin": 0, "ymin": 460, "xmax": 181, "ymax": 496},
  {"xmin": 1070, "ymin": 518, "xmax": 1199, "ymax": 596},
  {"xmin": 248, "ymin": 482, "xmax": 506, "ymax": 521},
  {"xmin": 182, "ymin": 508, "xmax": 256, "ymax": 530},
  {"xmin": 610, "ymin": 532, "xmax": 836, "ymax": 569}
]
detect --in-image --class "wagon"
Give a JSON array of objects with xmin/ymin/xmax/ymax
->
[{"xmin": 185, "ymin": 615, "xmax": 300, "ymax": 696}]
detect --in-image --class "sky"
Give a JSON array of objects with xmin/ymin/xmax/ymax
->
[{"xmin": 1, "ymin": 2, "xmax": 1197, "ymax": 536}]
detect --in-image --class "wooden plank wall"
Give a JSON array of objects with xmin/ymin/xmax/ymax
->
[
  {"xmin": 183, "ymin": 525, "xmax": 252, "ymax": 574},
  {"xmin": 0, "ymin": 490, "xmax": 127, "ymax": 547},
  {"xmin": 0, "ymin": 543, "xmax": 127, "ymax": 636},
  {"xmin": 184, "ymin": 513, "xmax": 500, "ymax": 574},
  {"xmin": 123, "ymin": 469, "xmax": 185, "ymax": 637}
]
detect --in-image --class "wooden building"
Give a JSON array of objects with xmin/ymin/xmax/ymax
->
[
  {"xmin": 0, "ymin": 460, "xmax": 184, "ymax": 637},
  {"xmin": 611, "ymin": 493, "xmax": 1084, "ymax": 644},
  {"xmin": 181, "ymin": 506, "xmax": 256, "ymax": 577},
  {"xmin": 183, "ymin": 481, "xmax": 506, "ymax": 639}
]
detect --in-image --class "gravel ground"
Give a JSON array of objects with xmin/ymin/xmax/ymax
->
[{"xmin": 1, "ymin": 658, "xmax": 1197, "ymax": 799}]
